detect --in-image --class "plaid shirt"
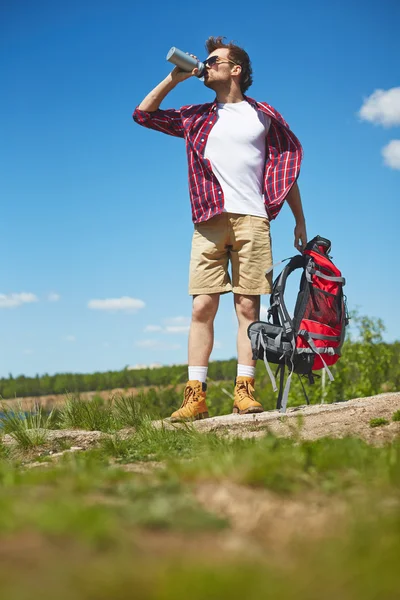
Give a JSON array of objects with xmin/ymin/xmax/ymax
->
[{"xmin": 133, "ymin": 95, "xmax": 303, "ymax": 223}]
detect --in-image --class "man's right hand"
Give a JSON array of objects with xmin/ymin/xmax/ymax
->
[
  {"xmin": 170, "ymin": 55, "xmax": 200, "ymax": 84},
  {"xmin": 137, "ymin": 55, "xmax": 200, "ymax": 112}
]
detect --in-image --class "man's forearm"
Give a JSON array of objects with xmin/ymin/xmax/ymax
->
[
  {"xmin": 286, "ymin": 181, "xmax": 307, "ymax": 251},
  {"xmin": 138, "ymin": 74, "xmax": 178, "ymax": 112},
  {"xmin": 286, "ymin": 181, "xmax": 305, "ymax": 224}
]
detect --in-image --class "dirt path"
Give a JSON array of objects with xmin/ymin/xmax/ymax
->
[
  {"xmin": 3, "ymin": 392, "xmax": 399, "ymax": 454},
  {"xmin": 157, "ymin": 392, "xmax": 400, "ymax": 445}
]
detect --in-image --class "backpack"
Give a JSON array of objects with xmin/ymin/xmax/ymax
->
[{"xmin": 247, "ymin": 235, "xmax": 348, "ymax": 412}]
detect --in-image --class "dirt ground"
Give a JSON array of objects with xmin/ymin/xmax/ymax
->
[
  {"xmin": 3, "ymin": 392, "xmax": 398, "ymax": 457},
  {"xmin": 186, "ymin": 391, "xmax": 400, "ymax": 445}
]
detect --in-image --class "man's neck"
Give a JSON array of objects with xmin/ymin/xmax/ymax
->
[{"xmin": 215, "ymin": 85, "xmax": 244, "ymax": 104}]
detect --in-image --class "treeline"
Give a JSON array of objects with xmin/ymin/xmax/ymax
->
[
  {"xmin": 1, "ymin": 315, "xmax": 399, "ymax": 402},
  {"xmin": 0, "ymin": 359, "xmax": 237, "ymax": 400}
]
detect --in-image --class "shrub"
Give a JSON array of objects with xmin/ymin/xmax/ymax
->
[
  {"xmin": 0, "ymin": 403, "xmax": 56, "ymax": 449},
  {"xmin": 59, "ymin": 394, "xmax": 115, "ymax": 432},
  {"xmin": 369, "ymin": 417, "xmax": 389, "ymax": 428},
  {"xmin": 392, "ymin": 410, "xmax": 400, "ymax": 422}
]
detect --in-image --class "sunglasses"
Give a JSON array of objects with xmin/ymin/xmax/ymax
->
[{"xmin": 203, "ymin": 56, "xmax": 239, "ymax": 68}]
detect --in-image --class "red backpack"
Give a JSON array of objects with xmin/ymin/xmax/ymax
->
[{"xmin": 248, "ymin": 236, "xmax": 348, "ymax": 412}]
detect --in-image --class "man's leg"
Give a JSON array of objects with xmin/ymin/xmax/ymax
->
[
  {"xmin": 188, "ymin": 293, "xmax": 220, "ymax": 366},
  {"xmin": 170, "ymin": 294, "xmax": 220, "ymax": 422},
  {"xmin": 234, "ymin": 293, "xmax": 260, "ymax": 366},
  {"xmin": 232, "ymin": 293, "xmax": 263, "ymax": 414}
]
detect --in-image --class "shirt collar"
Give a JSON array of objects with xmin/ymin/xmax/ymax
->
[{"xmin": 209, "ymin": 94, "xmax": 258, "ymax": 113}]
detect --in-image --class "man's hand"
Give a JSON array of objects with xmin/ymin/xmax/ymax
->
[
  {"xmin": 137, "ymin": 55, "xmax": 200, "ymax": 112},
  {"xmin": 170, "ymin": 54, "xmax": 200, "ymax": 84},
  {"xmin": 294, "ymin": 221, "xmax": 307, "ymax": 253},
  {"xmin": 285, "ymin": 182, "xmax": 307, "ymax": 253}
]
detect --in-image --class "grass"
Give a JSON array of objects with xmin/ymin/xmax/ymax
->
[
  {"xmin": 369, "ymin": 417, "xmax": 389, "ymax": 428},
  {"xmin": 0, "ymin": 437, "xmax": 397, "ymax": 599},
  {"xmin": 58, "ymin": 393, "xmax": 152, "ymax": 432},
  {"xmin": 0, "ymin": 393, "xmax": 399, "ymax": 599},
  {"xmin": 392, "ymin": 409, "xmax": 400, "ymax": 422},
  {"xmin": 59, "ymin": 394, "xmax": 116, "ymax": 432},
  {"xmin": 0, "ymin": 402, "xmax": 59, "ymax": 449}
]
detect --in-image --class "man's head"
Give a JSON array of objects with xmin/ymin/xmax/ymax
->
[{"xmin": 203, "ymin": 36, "xmax": 253, "ymax": 94}]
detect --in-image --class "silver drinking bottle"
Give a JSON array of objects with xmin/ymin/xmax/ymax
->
[{"xmin": 166, "ymin": 47, "xmax": 205, "ymax": 78}]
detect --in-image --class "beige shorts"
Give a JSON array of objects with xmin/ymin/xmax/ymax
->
[{"xmin": 189, "ymin": 213, "xmax": 273, "ymax": 296}]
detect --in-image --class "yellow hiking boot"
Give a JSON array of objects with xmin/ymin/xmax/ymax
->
[
  {"xmin": 170, "ymin": 380, "xmax": 209, "ymax": 422},
  {"xmin": 233, "ymin": 376, "xmax": 264, "ymax": 415}
]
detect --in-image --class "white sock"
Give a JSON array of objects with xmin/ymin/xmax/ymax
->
[
  {"xmin": 237, "ymin": 364, "xmax": 256, "ymax": 379},
  {"xmin": 188, "ymin": 366, "xmax": 208, "ymax": 383}
]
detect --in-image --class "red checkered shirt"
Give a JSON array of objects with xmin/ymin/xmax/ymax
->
[{"xmin": 133, "ymin": 95, "xmax": 303, "ymax": 223}]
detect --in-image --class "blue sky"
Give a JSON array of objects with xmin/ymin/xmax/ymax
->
[{"xmin": 1, "ymin": 0, "xmax": 399, "ymax": 378}]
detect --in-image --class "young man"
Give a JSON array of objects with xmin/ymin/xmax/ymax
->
[{"xmin": 133, "ymin": 37, "xmax": 307, "ymax": 421}]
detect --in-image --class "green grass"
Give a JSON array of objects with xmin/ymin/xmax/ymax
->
[
  {"xmin": 0, "ymin": 402, "xmax": 59, "ymax": 449},
  {"xmin": 59, "ymin": 394, "xmax": 116, "ymax": 432},
  {"xmin": 369, "ymin": 417, "xmax": 389, "ymax": 428},
  {"xmin": 392, "ymin": 409, "xmax": 400, "ymax": 422},
  {"xmin": 58, "ymin": 392, "xmax": 152, "ymax": 432},
  {"xmin": 0, "ymin": 394, "xmax": 399, "ymax": 599},
  {"xmin": 0, "ymin": 451, "xmax": 226, "ymax": 543}
]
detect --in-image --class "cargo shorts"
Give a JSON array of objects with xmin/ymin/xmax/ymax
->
[{"xmin": 189, "ymin": 212, "xmax": 273, "ymax": 296}]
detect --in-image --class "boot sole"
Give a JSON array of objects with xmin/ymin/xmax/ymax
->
[
  {"xmin": 170, "ymin": 412, "xmax": 209, "ymax": 423},
  {"xmin": 233, "ymin": 406, "xmax": 264, "ymax": 415}
]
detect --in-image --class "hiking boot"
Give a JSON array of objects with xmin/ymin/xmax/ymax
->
[
  {"xmin": 170, "ymin": 380, "xmax": 209, "ymax": 422},
  {"xmin": 233, "ymin": 376, "xmax": 264, "ymax": 415}
]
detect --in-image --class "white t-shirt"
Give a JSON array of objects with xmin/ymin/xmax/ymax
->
[{"xmin": 204, "ymin": 100, "xmax": 271, "ymax": 218}]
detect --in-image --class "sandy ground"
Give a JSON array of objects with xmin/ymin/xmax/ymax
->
[
  {"xmin": 181, "ymin": 391, "xmax": 400, "ymax": 445},
  {"xmin": 3, "ymin": 392, "xmax": 398, "ymax": 459}
]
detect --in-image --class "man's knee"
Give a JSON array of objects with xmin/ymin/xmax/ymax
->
[
  {"xmin": 192, "ymin": 294, "xmax": 220, "ymax": 323},
  {"xmin": 234, "ymin": 294, "xmax": 260, "ymax": 320}
]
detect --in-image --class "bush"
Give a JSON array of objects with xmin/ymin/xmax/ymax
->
[
  {"xmin": 369, "ymin": 417, "xmax": 389, "ymax": 428},
  {"xmin": 392, "ymin": 410, "xmax": 400, "ymax": 422},
  {"xmin": 0, "ymin": 403, "xmax": 57, "ymax": 449}
]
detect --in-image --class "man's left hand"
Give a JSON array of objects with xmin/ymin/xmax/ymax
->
[{"xmin": 294, "ymin": 222, "xmax": 307, "ymax": 253}]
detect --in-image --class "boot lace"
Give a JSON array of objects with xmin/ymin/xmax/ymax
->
[
  {"xmin": 236, "ymin": 380, "xmax": 255, "ymax": 401},
  {"xmin": 180, "ymin": 385, "xmax": 199, "ymax": 408}
]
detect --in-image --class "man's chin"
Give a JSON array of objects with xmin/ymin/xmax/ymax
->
[{"xmin": 203, "ymin": 78, "xmax": 215, "ymax": 90}]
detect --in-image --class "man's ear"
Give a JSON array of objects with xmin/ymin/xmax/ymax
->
[{"xmin": 232, "ymin": 64, "xmax": 242, "ymax": 77}]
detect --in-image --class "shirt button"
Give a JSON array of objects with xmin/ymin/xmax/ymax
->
[
  {"xmin": 218, "ymin": 191, "xmax": 222, "ymax": 194},
  {"xmin": 209, "ymin": 121, "xmax": 212, "ymax": 124},
  {"xmin": 201, "ymin": 138, "xmax": 205, "ymax": 142}
]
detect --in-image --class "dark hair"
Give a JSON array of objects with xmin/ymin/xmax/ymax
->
[{"xmin": 205, "ymin": 36, "xmax": 253, "ymax": 93}]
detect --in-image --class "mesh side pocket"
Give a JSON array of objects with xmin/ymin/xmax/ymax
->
[{"xmin": 303, "ymin": 288, "xmax": 341, "ymax": 329}]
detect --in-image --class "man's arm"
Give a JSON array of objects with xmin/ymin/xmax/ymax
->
[
  {"xmin": 133, "ymin": 64, "xmax": 199, "ymax": 137},
  {"xmin": 137, "ymin": 65, "xmax": 194, "ymax": 112},
  {"xmin": 286, "ymin": 181, "xmax": 307, "ymax": 253}
]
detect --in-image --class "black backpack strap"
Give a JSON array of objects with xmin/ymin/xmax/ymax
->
[{"xmin": 270, "ymin": 254, "xmax": 304, "ymax": 343}]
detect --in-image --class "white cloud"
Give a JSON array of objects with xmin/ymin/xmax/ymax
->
[
  {"xmin": 164, "ymin": 316, "xmax": 190, "ymax": 326},
  {"xmin": 382, "ymin": 140, "xmax": 400, "ymax": 170},
  {"xmin": 260, "ymin": 304, "xmax": 269, "ymax": 321},
  {"xmin": 213, "ymin": 340, "xmax": 222, "ymax": 349},
  {"xmin": 135, "ymin": 339, "xmax": 181, "ymax": 350},
  {"xmin": 358, "ymin": 87, "xmax": 400, "ymax": 127},
  {"xmin": 144, "ymin": 318, "xmax": 190, "ymax": 334},
  {"xmin": 88, "ymin": 296, "xmax": 145, "ymax": 313},
  {"xmin": 23, "ymin": 349, "xmax": 33, "ymax": 355},
  {"xmin": 48, "ymin": 292, "xmax": 61, "ymax": 302},
  {"xmin": 65, "ymin": 335, "xmax": 76, "ymax": 343},
  {"xmin": 144, "ymin": 325, "xmax": 163, "ymax": 332},
  {"xmin": 0, "ymin": 292, "xmax": 38, "ymax": 309},
  {"xmin": 165, "ymin": 325, "xmax": 190, "ymax": 334}
]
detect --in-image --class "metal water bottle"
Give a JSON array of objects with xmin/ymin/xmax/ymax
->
[{"xmin": 166, "ymin": 47, "xmax": 205, "ymax": 78}]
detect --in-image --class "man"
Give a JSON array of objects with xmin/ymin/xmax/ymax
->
[{"xmin": 133, "ymin": 36, "xmax": 307, "ymax": 421}]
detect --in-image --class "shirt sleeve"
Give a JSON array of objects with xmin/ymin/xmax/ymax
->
[{"xmin": 132, "ymin": 107, "xmax": 184, "ymax": 138}]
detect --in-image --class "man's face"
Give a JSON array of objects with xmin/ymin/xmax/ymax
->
[{"xmin": 203, "ymin": 48, "xmax": 239, "ymax": 90}]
